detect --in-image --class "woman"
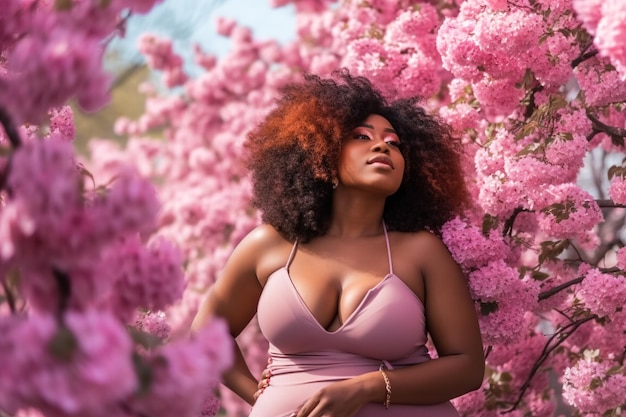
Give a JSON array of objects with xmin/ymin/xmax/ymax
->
[{"xmin": 192, "ymin": 71, "xmax": 484, "ymax": 416}]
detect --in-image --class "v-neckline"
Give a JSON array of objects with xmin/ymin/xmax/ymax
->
[{"xmin": 282, "ymin": 267, "xmax": 395, "ymax": 334}]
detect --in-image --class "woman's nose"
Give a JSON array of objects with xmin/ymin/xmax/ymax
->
[{"xmin": 371, "ymin": 138, "xmax": 390, "ymax": 153}]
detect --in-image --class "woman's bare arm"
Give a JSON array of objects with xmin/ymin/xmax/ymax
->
[{"xmin": 191, "ymin": 224, "xmax": 286, "ymax": 405}]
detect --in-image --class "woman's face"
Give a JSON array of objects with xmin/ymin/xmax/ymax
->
[{"xmin": 337, "ymin": 114, "xmax": 405, "ymax": 196}]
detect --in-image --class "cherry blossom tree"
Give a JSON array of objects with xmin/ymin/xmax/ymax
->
[
  {"xmin": 7, "ymin": 0, "xmax": 626, "ymax": 416},
  {"xmin": 0, "ymin": 2, "xmax": 232, "ymax": 417},
  {"xmin": 110, "ymin": 1, "xmax": 626, "ymax": 415}
]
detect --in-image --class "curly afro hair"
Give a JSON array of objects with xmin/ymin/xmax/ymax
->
[{"xmin": 245, "ymin": 70, "xmax": 468, "ymax": 242}]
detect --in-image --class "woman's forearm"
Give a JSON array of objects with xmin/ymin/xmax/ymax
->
[
  {"xmin": 222, "ymin": 342, "xmax": 259, "ymax": 405},
  {"xmin": 356, "ymin": 353, "xmax": 484, "ymax": 406}
]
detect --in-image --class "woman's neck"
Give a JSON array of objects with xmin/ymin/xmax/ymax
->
[{"xmin": 327, "ymin": 191, "xmax": 386, "ymax": 238}]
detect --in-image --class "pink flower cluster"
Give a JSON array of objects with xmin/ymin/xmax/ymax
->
[
  {"xmin": 575, "ymin": 0, "xmax": 626, "ymax": 79},
  {"xmin": 441, "ymin": 216, "xmax": 512, "ymax": 269},
  {"xmin": 438, "ymin": 0, "xmax": 583, "ymax": 117},
  {"xmin": 562, "ymin": 355, "xmax": 626, "ymax": 413},
  {"xmin": 0, "ymin": 311, "xmax": 136, "ymax": 417},
  {"xmin": 129, "ymin": 318, "xmax": 233, "ymax": 417},
  {"xmin": 341, "ymin": 4, "xmax": 443, "ymax": 99},
  {"xmin": 578, "ymin": 268, "xmax": 626, "ymax": 320},
  {"xmin": 0, "ymin": 0, "xmax": 163, "ymax": 124},
  {"xmin": 104, "ymin": 235, "xmax": 186, "ymax": 322},
  {"xmin": 468, "ymin": 260, "xmax": 540, "ymax": 344},
  {"xmin": 138, "ymin": 34, "xmax": 188, "ymax": 88},
  {"xmin": 0, "ymin": 137, "xmax": 163, "ymax": 311},
  {"xmin": 534, "ymin": 184, "xmax": 602, "ymax": 243},
  {"xmin": 67, "ymin": 0, "xmax": 626, "ymax": 415},
  {"xmin": 608, "ymin": 175, "xmax": 626, "ymax": 205}
]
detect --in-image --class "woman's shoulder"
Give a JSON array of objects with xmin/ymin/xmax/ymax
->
[
  {"xmin": 393, "ymin": 229, "xmax": 446, "ymax": 248},
  {"xmin": 235, "ymin": 223, "xmax": 294, "ymax": 283},
  {"xmin": 238, "ymin": 223, "xmax": 290, "ymax": 252},
  {"xmin": 392, "ymin": 230, "xmax": 455, "ymax": 265}
]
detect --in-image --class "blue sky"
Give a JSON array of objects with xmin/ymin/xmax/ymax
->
[{"xmin": 108, "ymin": 0, "xmax": 296, "ymax": 67}]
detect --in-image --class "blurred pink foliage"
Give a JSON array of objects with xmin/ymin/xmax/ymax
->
[
  {"xmin": 0, "ymin": 1, "xmax": 232, "ymax": 417},
  {"xmin": 4, "ymin": 0, "xmax": 626, "ymax": 416}
]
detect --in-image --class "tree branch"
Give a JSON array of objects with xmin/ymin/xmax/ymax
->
[
  {"xmin": 503, "ymin": 207, "xmax": 530, "ymax": 237},
  {"xmin": 1, "ymin": 280, "xmax": 16, "ymax": 314},
  {"xmin": 0, "ymin": 106, "xmax": 21, "ymax": 193},
  {"xmin": 504, "ymin": 315, "xmax": 598, "ymax": 413},
  {"xmin": 596, "ymin": 199, "xmax": 626, "ymax": 208},
  {"xmin": 0, "ymin": 105, "xmax": 22, "ymax": 149},
  {"xmin": 587, "ymin": 110, "xmax": 626, "ymax": 141},
  {"xmin": 538, "ymin": 276, "xmax": 583, "ymax": 301},
  {"xmin": 571, "ymin": 48, "xmax": 599, "ymax": 69},
  {"xmin": 53, "ymin": 267, "xmax": 71, "ymax": 320}
]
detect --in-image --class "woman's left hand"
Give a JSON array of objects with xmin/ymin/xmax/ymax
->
[{"xmin": 291, "ymin": 379, "xmax": 368, "ymax": 417}]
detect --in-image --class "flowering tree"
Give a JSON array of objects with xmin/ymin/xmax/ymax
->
[
  {"xmin": 0, "ymin": 2, "xmax": 232, "ymax": 417},
  {"xmin": 67, "ymin": 0, "xmax": 626, "ymax": 415}
]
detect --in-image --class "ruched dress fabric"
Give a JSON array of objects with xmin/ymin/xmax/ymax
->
[{"xmin": 252, "ymin": 225, "xmax": 460, "ymax": 417}]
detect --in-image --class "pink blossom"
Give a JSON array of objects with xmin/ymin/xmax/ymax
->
[
  {"xmin": 134, "ymin": 310, "xmax": 171, "ymax": 341},
  {"xmin": 93, "ymin": 168, "xmax": 161, "ymax": 238},
  {"xmin": 608, "ymin": 175, "xmax": 626, "ymax": 205},
  {"xmin": 573, "ymin": 0, "xmax": 604, "ymax": 34},
  {"xmin": 3, "ymin": 27, "xmax": 110, "ymax": 124},
  {"xmin": 439, "ymin": 102, "xmax": 482, "ymax": 134},
  {"xmin": 477, "ymin": 174, "xmax": 527, "ymax": 218},
  {"xmin": 574, "ymin": 56, "xmax": 626, "ymax": 106},
  {"xmin": 1, "ymin": 311, "xmax": 136, "ymax": 416},
  {"xmin": 534, "ymin": 184, "xmax": 602, "ymax": 241},
  {"xmin": 105, "ymin": 235, "xmax": 185, "ymax": 322},
  {"xmin": 441, "ymin": 216, "xmax": 512, "ymax": 270},
  {"xmin": 121, "ymin": 0, "xmax": 164, "ymax": 14},
  {"xmin": 48, "ymin": 106, "xmax": 75, "ymax": 140},
  {"xmin": 595, "ymin": 0, "xmax": 626, "ymax": 78},
  {"xmin": 128, "ymin": 318, "xmax": 232, "ymax": 417},
  {"xmin": 616, "ymin": 247, "xmax": 626, "ymax": 270},
  {"xmin": 384, "ymin": 7, "xmax": 439, "ymax": 48},
  {"xmin": 578, "ymin": 268, "xmax": 626, "ymax": 319},
  {"xmin": 472, "ymin": 76, "xmax": 524, "ymax": 117},
  {"xmin": 468, "ymin": 260, "xmax": 539, "ymax": 344},
  {"xmin": 343, "ymin": 38, "xmax": 400, "ymax": 93},
  {"xmin": 563, "ymin": 355, "xmax": 626, "ymax": 413}
]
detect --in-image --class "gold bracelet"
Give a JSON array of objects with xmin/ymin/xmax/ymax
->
[{"xmin": 379, "ymin": 368, "xmax": 392, "ymax": 409}]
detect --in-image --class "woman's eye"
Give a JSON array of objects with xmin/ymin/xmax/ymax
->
[
  {"xmin": 385, "ymin": 139, "xmax": 401, "ymax": 147},
  {"xmin": 354, "ymin": 134, "xmax": 371, "ymax": 140}
]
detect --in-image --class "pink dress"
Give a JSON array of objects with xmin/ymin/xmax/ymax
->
[{"xmin": 252, "ymin": 225, "xmax": 460, "ymax": 416}]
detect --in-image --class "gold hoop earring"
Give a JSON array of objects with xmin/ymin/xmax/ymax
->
[{"xmin": 332, "ymin": 178, "xmax": 338, "ymax": 189}]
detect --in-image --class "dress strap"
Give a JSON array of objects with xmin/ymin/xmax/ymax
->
[
  {"xmin": 285, "ymin": 238, "xmax": 299, "ymax": 269},
  {"xmin": 382, "ymin": 221, "xmax": 393, "ymax": 275}
]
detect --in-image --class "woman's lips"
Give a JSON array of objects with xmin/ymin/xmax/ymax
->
[{"xmin": 367, "ymin": 156, "xmax": 394, "ymax": 169}]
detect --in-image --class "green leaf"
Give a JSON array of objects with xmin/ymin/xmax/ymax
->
[
  {"xmin": 55, "ymin": 0, "xmax": 73, "ymax": 10},
  {"xmin": 538, "ymin": 240, "xmax": 570, "ymax": 264},
  {"xmin": 589, "ymin": 376, "xmax": 603, "ymax": 390},
  {"xmin": 608, "ymin": 165, "xmax": 621, "ymax": 180},
  {"xmin": 480, "ymin": 301, "xmax": 499, "ymax": 316},
  {"xmin": 606, "ymin": 365, "xmax": 624, "ymax": 376},
  {"xmin": 531, "ymin": 271, "xmax": 551, "ymax": 281},
  {"xmin": 48, "ymin": 326, "xmax": 78, "ymax": 361},
  {"xmin": 77, "ymin": 163, "xmax": 97, "ymax": 192},
  {"xmin": 132, "ymin": 353, "xmax": 154, "ymax": 396},
  {"xmin": 128, "ymin": 326, "xmax": 164, "ymax": 350},
  {"xmin": 0, "ymin": 145, "xmax": 12, "ymax": 157},
  {"xmin": 481, "ymin": 214, "xmax": 499, "ymax": 236},
  {"xmin": 500, "ymin": 371, "xmax": 513, "ymax": 382}
]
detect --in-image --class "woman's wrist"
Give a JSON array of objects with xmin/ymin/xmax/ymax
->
[
  {"xmin": 356, "ymin": 370, "xmax": 389, "ymax": 405},
  {"xmin": 379, "ymin": 368, "xmax": 392, "ymax": 409}
]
